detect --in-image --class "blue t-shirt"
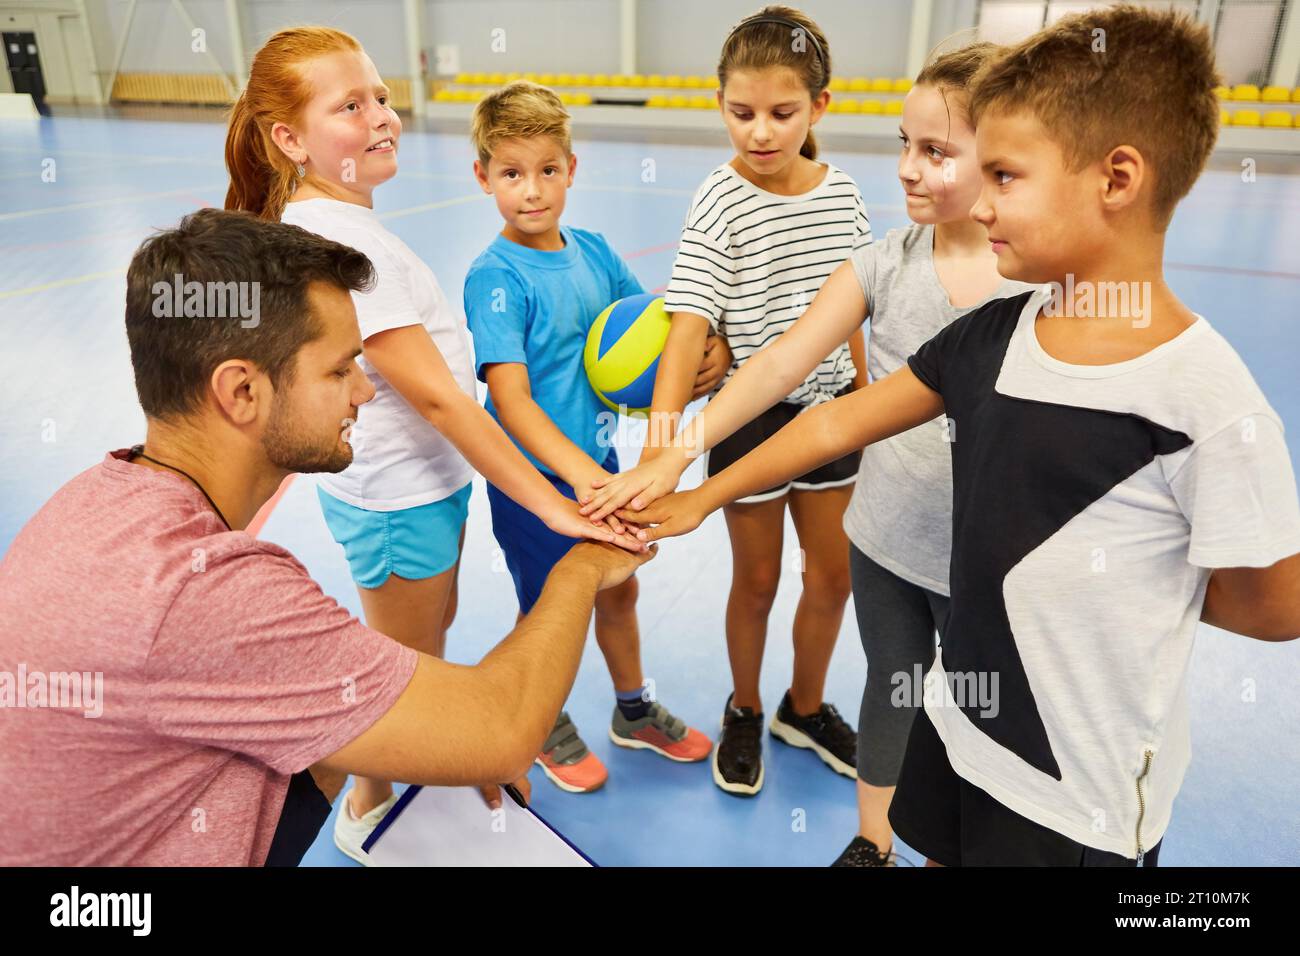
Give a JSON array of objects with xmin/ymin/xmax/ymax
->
[{"xmin": 464, "ymin": 225, "xmax": 644, "ymax": 477}]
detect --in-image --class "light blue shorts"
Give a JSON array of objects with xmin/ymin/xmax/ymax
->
[{"xmin": 317, "ymin": 482, "xmax": 472, "ymax": 589}]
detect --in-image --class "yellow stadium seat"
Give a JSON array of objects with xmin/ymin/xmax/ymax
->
[
  {"xmin": 665, "ymin": 75, "xmax": 684, "ymax": 87},
  {"xmin": 849, "ymin": 77, "xmax": 869, "ymax": 92},
  {"xmin": 1261, "ymin": 86, "xmax": 1288, "ymax": 102},
  {"xmin": 1231, "ymin": 109, "xmax": 1261, "ymax": 126},
  {"xmin": 1293, "ymin": 87, "xmax": 1300, "ymax": 101},
  {"xmin": 472, "ymin": 72, "xmax": 489, "ymax": 84},
  {"xmin": 628, "ymin": 75, "xmax": 647, "ymax": 87},
  {"xmin": 884, "ymin": 99, "xmax": 903, "ymax": 115},
  {"xmin": 608, "ymin": 74, "xmax": 627, "ymax": 86},
  {"xmin": 455, "ymin": 72, "xmax": 471, "ymax": 84},
  {"xmin": 689, "ymin": 95, "xmax": 713, "ymax": 109},
  {"xmin": 892, "ymin": 78, "xmax": 912, "ymax": 93},
  {"xmin": 523, "ymin": 72, "xmax": 538, "ymax": 82},
  {"xmin": 505, "ymin": 72, "xmax": 521, "ymax": 82},
  {"xmin": 573, "ymin": 92, "xmax": 593, "ymax": 106},
  {"xmin": 1262, "ymin": 110, "xmax": 1292, "ymax": 128},
  {"xmin": 706, "ymin": 76, "xmax": 720, "ymax": 88},
  {"xmin": 648, "ymin": 74, "xmax": 665, "ymax": 86},
  {"xmin": 829, "ymin": 77, "xmax": 849, "ymax": 92},
  {"xmin": 573, "ymin": 73, "xmax": 590, "ymax": 85},
  {"xmin": 555, "ymin": 73, "xmax": 573, "ymax": 85},
  {"xmin": 870, "ymin": 77, "xmax": 892, "ymax": 92},
  {"xmin": 592, "ymin": 74, "xmax": 609, "ymax": 85},
  {"xmin": 646, "ymin": 94, "xmax": 668, "ymax": 108},
  {"xmin": 435, "ymin": 88, "xmax": 456, "ymax": 102},
  {"xmin": 489, "ymin": 72, "xmax": 506, "ymax": 84},
  {"xmin": 862, "ymin": 99, "xmax": 884, "ymax": 114},
  {"xmin": 1231, "ymin": 84, "xmax": 1260, "ymax": 101},
  {"xmin": 539, "ymin": 73, "xmax": 556, "ymax": 85},
  {"xmin": 836, "ymin": 100, "xmax": 859, "ymax": 113},
  {"xmin": 669, "ymin": 94, "xmax": 689, "ymax": 108},
  {"xmin": 1213, "ymin": 85, "xmax": 1229, "ymax": 99},
  {"xmin": 1219, "ymin": 108, "xmax": 1230, "ymax": 124}
]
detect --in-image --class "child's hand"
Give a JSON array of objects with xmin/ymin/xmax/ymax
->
[
  {"xmin": 693, "ymin": 334, "xmax": 733, "ymax": 399},
  {"xmin": 614, "ymin": 488, "xmax": 708, "ymax": 543},
  {"xmin": 580, "ymin": 453, "xmax": 686, "ymax": 522},
  {"xmin": 544, "ymin": 495, "xmax": 646, "ymax": 552}
]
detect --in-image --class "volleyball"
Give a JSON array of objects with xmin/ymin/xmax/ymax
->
[{"xmin": 583, "ymin": 293, "xmax": 672, "ymax": 417}]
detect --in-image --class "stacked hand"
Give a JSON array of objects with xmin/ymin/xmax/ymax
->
[
  {"xmin": 580, "ymin": 450, "xmax": 687, "ymax": 523},
  {"xmin": 613, "ymin": 488, "xmax": 709, "ymax": 544},
  {"xmin": 546, "ymin": 493, "xmax": 646, "ymax": 552}
]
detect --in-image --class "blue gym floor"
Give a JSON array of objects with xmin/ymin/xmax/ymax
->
[{"xmin": 2, "ymin": 114, "xmax": 1297, "ymax": 866}]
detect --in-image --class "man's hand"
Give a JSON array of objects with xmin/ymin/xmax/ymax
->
[
  {"xmin": 479, "ymin": 774, "xmax": 532, "ymax": 811},
  {"xmin": 562, "ymin": 539, "xmax": 657, "ymax": 591},
  {"xmin": 693, "ymin": 334, "xmax": 733, "ymax": 399},
  {"xmin": 614, "ymin": 488, "xmax": 709, "ymax": 543},
  {"xmin": 581, "ymin": 451, "xmax": 687, "ymax": 521}
]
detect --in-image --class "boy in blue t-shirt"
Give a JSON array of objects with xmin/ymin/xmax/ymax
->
[{"xmin": 465, "ymin": 81, "xmax": 722, "ymax": 793}]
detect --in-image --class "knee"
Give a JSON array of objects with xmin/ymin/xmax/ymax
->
[
  {"xmin": 731, "ymin": 563, "xmax": 781, "ymax": 612},
  {"xmin": 802, "ymin": 561, "xmax": 852, "ymax": 608}
]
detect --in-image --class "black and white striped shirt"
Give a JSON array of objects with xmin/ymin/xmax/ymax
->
[{"xmin": 664, "ymin": 161, "xmax": 872, "ymax": 406}]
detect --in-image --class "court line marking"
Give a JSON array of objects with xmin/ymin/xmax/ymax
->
[
  {"xmin": 0, "ymin": 182, "xmax": 227, "ymax": 222},
  {"xmin": 0, "ymin": 268, "xmax": 125, "ymax": 300}
]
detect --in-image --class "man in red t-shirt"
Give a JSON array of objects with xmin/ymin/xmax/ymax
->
[{"xmin": 0, "ymin": 209, "xmax": 651, "ymax": 866}]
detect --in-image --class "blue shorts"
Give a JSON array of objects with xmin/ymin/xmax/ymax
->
[
  {"xmin": 486, "ymin": 449, "xmax": 619, "ymax": 615},
  {"xmin": 317, "ymin": 482, "xmax": 472, "ymax": 590}
]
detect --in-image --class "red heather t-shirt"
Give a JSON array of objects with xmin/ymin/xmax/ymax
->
[{"xmin": 0, "ymin": 450, "xmax": 418, "ymax": 865}]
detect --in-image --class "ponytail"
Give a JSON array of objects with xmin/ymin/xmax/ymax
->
[{"xmin": 800, "ymin": 129, "xmax": 818, "ymax": 161}]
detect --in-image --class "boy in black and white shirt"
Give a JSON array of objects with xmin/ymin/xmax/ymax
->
[{"xmin": 617, "ymin": 6, "xmax": 1300, "ymax": 864}]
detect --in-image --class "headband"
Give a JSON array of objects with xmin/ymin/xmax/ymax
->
[{"xmin": 724, "ymin": 14, "xmax": 829, "ymax": 82}]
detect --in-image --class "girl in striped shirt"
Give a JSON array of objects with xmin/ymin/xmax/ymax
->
[{"xmin": 599, "ymin": 6, "xmax": 871, "ymax": 795}]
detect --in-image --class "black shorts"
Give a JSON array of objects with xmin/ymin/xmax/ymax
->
[
  {"xmin": 704, "ymin": 387, "xmax": 861, "ymax": 504},
  {"xmin": 263, "ymin": 768, "xmax": 331, "ymax": 867},
  {"xmin": 888, "ymin": 708, "xmax": 1163, "ymax": 867}
]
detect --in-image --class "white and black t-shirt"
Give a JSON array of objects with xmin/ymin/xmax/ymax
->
[
  {"xmin": 907, "ymin": 286, "xmax": 1300, "ymax": 858},
  {"xmin": 664, "ymin": 161, "xmax": 872, "ymax": 406}
]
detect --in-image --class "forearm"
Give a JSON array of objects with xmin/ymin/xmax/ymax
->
[
  {"xmin": 477, "ymin": 557, "xmax": 604, "ymax": 757},
  {"xmin": 698, "ymin": 368, "xmax": 943, "ymax": 513},
  {"xmin": 667, "ymin": 337, "xmax": 810, "ymax": 472},
  {"xmin": 1201, "ymin": 555, "xmax": 1300, "ymax": 641},
  {"xmin": 493, "ymin": 392, "xmax": 604, "ymax": 488},
  {"xmin": 644, "ymin": 315, "xmax": 710, "ymax": 456},
  {"xmin": 427, "ymin": 390, "xmax": 564, "ymax": 515}
]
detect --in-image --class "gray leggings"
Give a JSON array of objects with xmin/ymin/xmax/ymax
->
[{"xmin": 850, "ymin": 545, "xmax": 950, "ymax": 787}]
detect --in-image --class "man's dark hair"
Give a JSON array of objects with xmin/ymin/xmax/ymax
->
[{"xmin": 125, "ymin": 208, "xmax": 375, "ymax": 420}]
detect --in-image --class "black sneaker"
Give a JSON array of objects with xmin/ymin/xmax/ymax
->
[
  {"xmin": 831, "ymin": 835, "xmax": 901, "ymax": 867},
  {"xmin": 712, "ymin": 693, "xmax": 764, "ymax": 796},
  {"xmin": 769, "ymin": 690, "xmax": 857, "ymax": 778}
]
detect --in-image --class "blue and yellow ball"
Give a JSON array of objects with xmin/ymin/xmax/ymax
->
[{"xmin": 584, "ymin": 293, "xmax": 671, "ymax": 417}]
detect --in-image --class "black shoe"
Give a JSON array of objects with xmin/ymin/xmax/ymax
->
[
  {"xmin": 831, "ymin": 835, "xmax": 901, "ymax": 867},
  {"xmin": 712, "ymin": 692, "xmax": 764, "ymax": 796},
  {"xmin": 769, "ymin": 690, "xmax": 857, "ymax": 778}
]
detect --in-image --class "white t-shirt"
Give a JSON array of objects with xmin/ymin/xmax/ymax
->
[
  {"xmin": 663, "ymin": 161, "xmax": 872, "ymax": 406},
  {"xmin": 906, "ymin": 286, "xmax": 1300, "ymax": 859},
  {"xmin": 281, "ymin": 198, "xmax": 476, "ymax": 510}
]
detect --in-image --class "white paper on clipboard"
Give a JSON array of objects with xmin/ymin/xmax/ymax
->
[{"xmin": 362, "ymin": 785, "xmax": 594, "ymax": 867}]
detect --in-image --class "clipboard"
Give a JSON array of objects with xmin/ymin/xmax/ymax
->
[{"xmin": 361, "ymin": 784, "xmax": 596, "ymax": 867}]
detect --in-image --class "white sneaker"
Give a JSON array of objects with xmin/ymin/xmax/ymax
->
[{"xmin": 332, "ymin": 788, "xmax": 399, "ymax": 865}]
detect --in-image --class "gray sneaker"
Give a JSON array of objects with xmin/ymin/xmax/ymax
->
[
  {"xmin": 535, "ymin": 711, "xmax": 608, "ymax": 793},
  {"xmin": 609, "ymin": 701, "xmax": 711, "ymax": 762}
]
